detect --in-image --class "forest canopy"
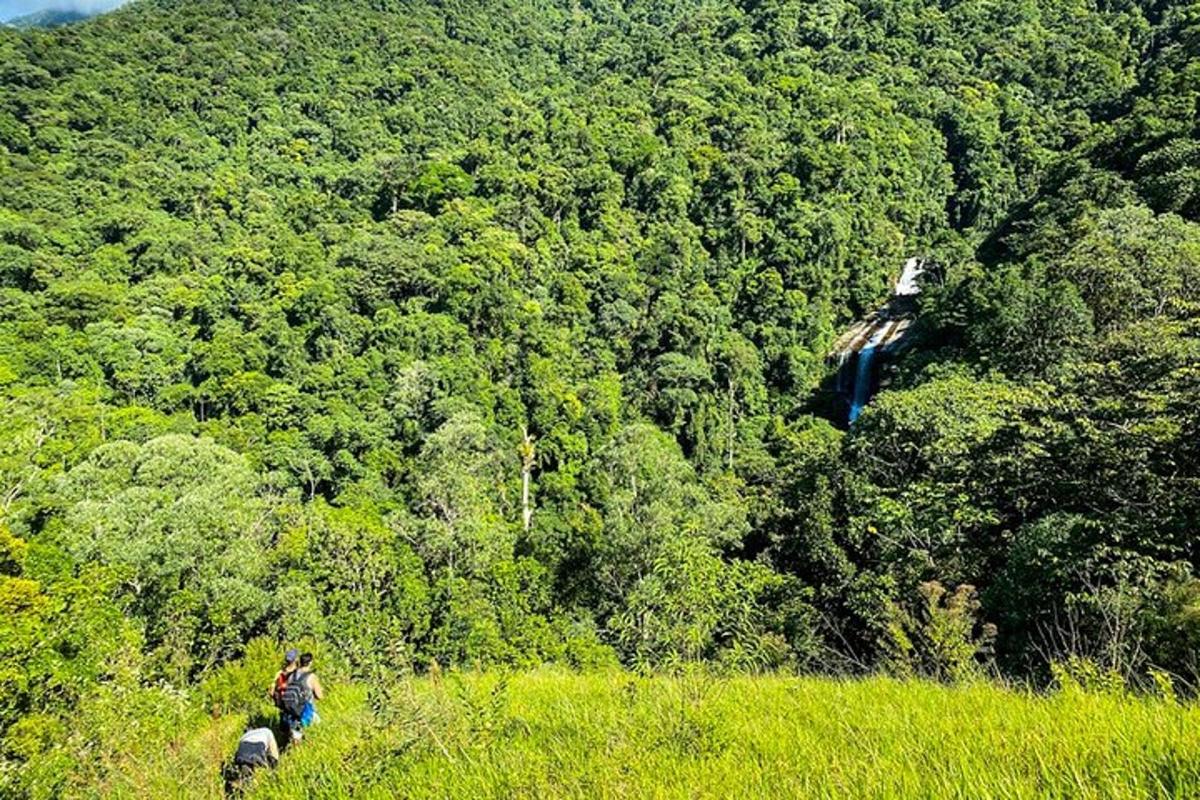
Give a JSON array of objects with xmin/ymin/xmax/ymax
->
[{"xmin": 2, "ymin": 0, "xmax": 1200, "ymax": 792}]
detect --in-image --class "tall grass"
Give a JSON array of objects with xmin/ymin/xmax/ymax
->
[{"xmin": 90, "ymin": 670, "xmax": 1200, "ymax": 799}]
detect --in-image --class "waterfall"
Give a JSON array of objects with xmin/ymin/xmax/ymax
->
[
  {"xmin": 848, "ymin": 325, "xmax": 889, "ymax": 424},
  {"xmin": 831, "ymin": 256, "xmax": 926, "ymax": 425},
  {"xmin": 895, "ymin": 257, "xmax": 925, "ymax": 296}
]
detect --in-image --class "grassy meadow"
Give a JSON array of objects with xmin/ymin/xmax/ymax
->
[{"xmin": 80, "ymin": 670, "xmax": 1200, "ymax": 799}]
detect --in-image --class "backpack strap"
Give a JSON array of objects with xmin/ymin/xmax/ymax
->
[{"xmin": 291, "ymin": 669, "xmax": 312, "ymax": 699}]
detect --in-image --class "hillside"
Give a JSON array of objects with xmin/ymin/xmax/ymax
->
[
  {"xmin": 5, "ymin": 9, "xmax": 90, "ymax": 27},
  {"xmin": 3, "ymin": 1, "xmax": 126, "ymax": 27},
  {"xmin": 66, "ymin": 668, "xmax": 1200, "ymax": 799},
  {"xmin": 1, "ymin": 0, "xmax": 1200, "ymax": 795}
]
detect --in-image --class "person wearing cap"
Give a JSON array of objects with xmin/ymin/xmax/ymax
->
[{"xmin": 269, "ymin": 649, "xmax": 300, "ymax": 710}]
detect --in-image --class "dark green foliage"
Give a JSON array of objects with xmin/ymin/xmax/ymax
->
[{"xmin": 2, "ymin": 0, "xmax": 1200, "ymax": 789}]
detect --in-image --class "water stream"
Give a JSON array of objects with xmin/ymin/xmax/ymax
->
[
  {"xmin": 839, "ymin": 257, "xmax": 925, "ymax": 425},
  {"xmin": 848, "ymin": 324, "xmax": 889, "ymax": 424}
]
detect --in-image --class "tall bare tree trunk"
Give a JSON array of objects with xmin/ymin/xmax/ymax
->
[
  {"xmin": 727, "ymin": 376, "xmax": 735, "ymax": 470},
  {"xmin": 520, "ymin": 426, "xmax": 536, "ymax": 534}
]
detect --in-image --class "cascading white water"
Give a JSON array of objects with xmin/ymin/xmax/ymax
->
[
  {"xmin": 833, "ymin": 256, "xmax": 925, "ymax": 424},
  {"xmin": 895, "ymin": 257, "xmax": 925, "ymax": 296},
  {"xmin": 848, "ymin": 324, "xmax": 890, "ymax": 424}
]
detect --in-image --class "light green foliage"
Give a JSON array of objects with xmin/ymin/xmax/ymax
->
[
  {"xmin": 582, "ymin": 424, "xmax": 796, "ymax": 663},
  {"xmin": 884, "ymin": 581, "xmax": 993, "ymax": 683},
  {"xmin": 0, "ymin": 386, "xmax": 111, "ymax": 529},
  {"xmin": 411, "ymin": 412, "xmax": 516, "ymax": 577},
  {"xmin": 611, "ymin": 534, "xmax": 799, "ymax": 668},
  {"xmin": 296, "ymin": 504, "xmax": 431, "ymax": 673},
  {"xmin": 48, "ymin": 435, "xmax": 274, "ymax": 679},
  {"xmin": 841, "ymin": 373, "xmax": 1043, "ymax": 594},
  {"xmin": 587, "ymin": 424, "xmax": 748, "ymax": 588},
  {"xmin": 0, "ymin": 525, "xmax": 142, "ymax": 799},
  {"xmin": 76, "ymin": 670, "xmax": 1200, "ymax": 799},
  {"xmin": 960, "ymin": 261, "xmax": 1095, "ymax": 375},
  {"xmin": 1059, "ymin": 206, "xmax": 1200, "ymax": 335}
]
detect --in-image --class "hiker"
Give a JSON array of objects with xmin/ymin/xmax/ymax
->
[
  {"xmin": 278, "ymin": 652, "xmax": 324, "ymax": 742},
  {"xmin": 269, "ymin": 648, "xmax": 299, "ymax": 710},
  {"xmin": 234, "ymin": 726, "xmax": 280, "ymax": 769},
  {"xmin": 226, "ymin": 726, "xmax": 279, "ymax": 793}
]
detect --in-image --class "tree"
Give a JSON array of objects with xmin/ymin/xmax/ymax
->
[{"xmin": 48, "ymin": 435, "xmax": 275, "ymax": 680}]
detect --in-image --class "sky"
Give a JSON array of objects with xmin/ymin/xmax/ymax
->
[{"xmin": 1, "ymin": 0, "xmax": 127, "ymax": 21}]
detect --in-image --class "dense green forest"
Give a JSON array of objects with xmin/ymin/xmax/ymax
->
[{"xmin": 3, "ymin": 0, "xmax": 1200, "ymax": 793}]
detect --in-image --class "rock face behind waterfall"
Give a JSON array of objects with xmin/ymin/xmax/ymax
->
[{"xmin": 830, "ymin": 258, "xmax": 926, "ymax": 424}]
